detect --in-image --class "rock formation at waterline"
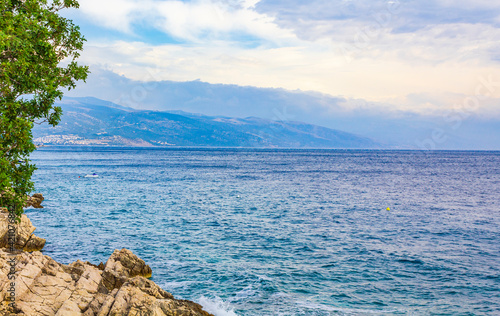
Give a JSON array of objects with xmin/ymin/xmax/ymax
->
[
  {"xmin": 25, "ymin": 193, "xmax": 44, "ymax": 209},
  {"xmin": 0, "ymin": 192, "xmax": 45, "ymax": 210},
  {"xmin": 0, "ymin": 208, "xmax": 46, "ymax": 252},
  {"xmin": 0, "ymin": 200, "xmax": 213, "ymax": 315}
]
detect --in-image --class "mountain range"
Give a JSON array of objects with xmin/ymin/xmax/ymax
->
[
  {"xmin": 63, "ymin": 69, "xmax": 500, "ymax": 150},
  {"xmin": 32, "ymin": 97, "xmax": 379, "ymax": 148}
]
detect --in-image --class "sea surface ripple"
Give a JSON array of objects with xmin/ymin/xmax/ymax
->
[{"xmin": 28, "ymin": 148, "xmax": 500, "ymax": 315}]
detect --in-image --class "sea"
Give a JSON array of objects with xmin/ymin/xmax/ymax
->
[{"xmin": 27, "ymin": 147, "xmax": 499, "ymax": 315}]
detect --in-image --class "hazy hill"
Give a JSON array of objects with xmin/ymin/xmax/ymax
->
[
  {"xmin": 64, "ymin": 69, "xmax": 500, "ymax": 150},
  {"xmin": 32, "ymin": 97, "xmax": 379, "ymax": 148}
]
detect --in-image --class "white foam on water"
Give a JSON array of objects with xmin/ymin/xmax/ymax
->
[
  {"xmin": 296, "ymin": 299, "xmax": 401, "ymax": 314},
  {"xmin": 198, "ymin": 296, "xmax": 238, "ymax": 316},
  {"xmin": 234, "ymin": 284, "xmax": 257, "ymax": 299},
  {"xmin": 161, "ymin": 280, "xmax": 195, "ymax": 290},
  {"xmin": 255, "ymin": 273, "xmax": 273, "ymax": 281}
]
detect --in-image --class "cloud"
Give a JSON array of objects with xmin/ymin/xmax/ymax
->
[
  {"xmin": 256, "ymin": 0, "xmax": 500, "ymax": 33},
  {"xmin": 68, "ymin": 0, "xmax": 500, "ymax": 116},
  {"xmin": 252, "ymin": 0, "xmax": 500, "ymax": 65},
  {"xmin": 76, "ymin": 0, "xmax": 140, "ymax": 33},
  {"xmin": 76, "ymin": 34, "xmax": 500, "ymax": 107},
  {"xmin": 75, "ymin": 0, "xmax": 295, "ymax": 44},
  {"xmin": 74, "ymin": 0, "xmax": 500, "ymax": 66},
  {"xmin": 152, "ymin": 0, "xmax": 295, "ymax": 43}
]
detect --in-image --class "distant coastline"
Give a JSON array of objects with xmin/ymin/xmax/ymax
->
[
  {"xmin": 32, "ymin": 97, "xmax": 381, "ymax": 149},
  {"xmin": 34, "ymin": 145, "xmax": 500, "ymax": 152}
]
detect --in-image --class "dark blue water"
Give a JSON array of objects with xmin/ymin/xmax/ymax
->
[{"xmin": 28, "ymin": 147, "xmax": 500, "ymax": 315}]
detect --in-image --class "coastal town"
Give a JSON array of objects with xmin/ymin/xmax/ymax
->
[{"xmin": 33, "ymin": 135, "xmax": 171, "ymax": 147}]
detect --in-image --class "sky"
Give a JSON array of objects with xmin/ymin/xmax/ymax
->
[{"xmin": 64, "ymin": 0, "xmax": 500, "ymax": 119}]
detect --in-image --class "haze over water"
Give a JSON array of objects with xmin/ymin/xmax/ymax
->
[{"xmin": 28, "ymin": 147, "xmax": 499, "ymax": 315}]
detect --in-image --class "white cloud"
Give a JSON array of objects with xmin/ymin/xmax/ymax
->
[
  {"xmin": 152, "ymin": 0, "xmax": 295, "ymax": 43},
  {"xmin": 435, "ymin": 0, "xmax": 500, "ymax": 10},
  {"xmin": 77, "ymin": 0, "xmax": 141, "ymax": 33},
  {"xmin": 72, "ymin": 0, "xmax": 500, "ymax": 114},
  {"xmin": 79, "ymin": 35, "xmax": 500, "ymax": 107},
  {"xmin": 76, "ymin": 0, "xmax": 295, "ymax": 44}
]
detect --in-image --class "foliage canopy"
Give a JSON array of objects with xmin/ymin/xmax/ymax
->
[{"xmin": 0, "ymin": 0, "xmax": 88, "ymax": 216}]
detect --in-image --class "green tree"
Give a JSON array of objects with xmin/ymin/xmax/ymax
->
[{"xmin": 0, "ymin": 0, "xmax": 88, "ymax": 217}]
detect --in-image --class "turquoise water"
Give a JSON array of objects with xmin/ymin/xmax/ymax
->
[{"xmin": 28, "ymin": 147, "xmax": 500, "ymax": 315}]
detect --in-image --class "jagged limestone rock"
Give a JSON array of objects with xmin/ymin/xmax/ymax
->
[
  {"xmin": 99, "ymin": 248, "xmax": 153, "ymax": 294},
  {"xmin": 0, "ymin": 210, "xmax": 211, "ymax": 315},
  {"xmin": 0, "ymin": 192, "xmax": 45, "ymax": 209},
  {"xmin": 23, "ymin": 235, "xmax": 46, "ymax": 252},
  {"xmin": 0, "ymin": 249, "xmax": 213, "ymax": 316},
  {"xmin": 0, "ymin": 208, "xmax": 45, "ymax": 252},
  {"xmin": 25, "ymin": 193, "xmax": 44, "ymax": 209}
]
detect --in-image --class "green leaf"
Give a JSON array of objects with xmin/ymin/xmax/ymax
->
[{"xmin": 1, "ymin": 0, "xmax": 88, "ymax": 219}]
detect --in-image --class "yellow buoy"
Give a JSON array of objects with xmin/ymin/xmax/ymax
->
[{"xmin": 386, "ymin": 207, "xmax": 391, "ymax": 211}]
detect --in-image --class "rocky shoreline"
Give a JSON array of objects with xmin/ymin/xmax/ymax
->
[{"xmin": 0, "ymin": 197, "xmax": 214, "ymax": 316}]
